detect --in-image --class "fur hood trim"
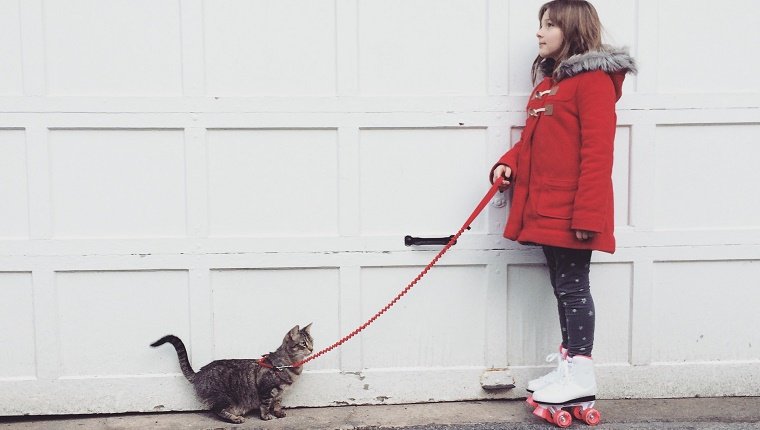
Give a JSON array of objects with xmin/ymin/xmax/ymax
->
[{"xmin": 540, "ymin": 46, "xmax": 637, "ymax": 82}]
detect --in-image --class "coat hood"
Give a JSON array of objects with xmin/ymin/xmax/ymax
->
[{"xmin": 539, "ymin": 46, "xmax": 637, "ymax": 100}]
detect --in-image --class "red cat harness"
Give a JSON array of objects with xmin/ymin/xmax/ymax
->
[
  {"xmin": 257, "ymin": 354, "xmax": 293, "ymax": 372},
  {"xmin": 261, "ymin": 177, "xmax": 506, "ymax": 369}
]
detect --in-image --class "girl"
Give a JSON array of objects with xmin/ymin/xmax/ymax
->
[{"xmin": 490, "ymin": 0, "xmax": 636, "ymax": 411}]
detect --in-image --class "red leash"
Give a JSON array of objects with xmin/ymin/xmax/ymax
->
[{"xmin": 284, "ymin": 177, "xmax": 505, "ymax": 368}]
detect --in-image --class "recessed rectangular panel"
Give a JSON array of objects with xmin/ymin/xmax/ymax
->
[
  {"xmin": 57, "ymin": 270, "xmax": 190, "ymax": 377},
  {"xmin": 507, "ymin": 0, "xmax": 549, "ymax": 94},
  {"xmin": 508, "ymin": 0, "xmax": 637, "ymax": 94},
  {"xmin": 507, "ymin": 264, "xmax": 561, "ymax": 365},
  {"xmin": 359, "ymin": 128, "xmax": 487, "ymax": 235},
  {"xmin": 211, "ymin": 268, "xmax": 340, "ymax": 370},
  {"xmin": 203, "ymin": 0, "xmax": 336, "ymax": 96},
  {"xmin": 358, "ymin": 0, "xmax": 487, "ymax": 95},
  {"xmin": 591, "ymin": 0, "xmax": 637, "ymax": 93},
  {"xmin": 587, "ymin": 263, "xmax": 632, "ymax": 364},
  {"xmin": 612, "ymin": 126, "xmax": 631, "ymax": 227},
  {"xmin": 49, "ymin": 129, "xmax": 187, "ymax": 238},
  {"xmin": 360, "ymin": 265, "xmax": 487, "ymax": 368},
  {"xmin": 0, "ymin": 273, "xmax": 35, "ymax": 379},
  {"xmin": 654, "ymin": 124, "xmax": 760, "ymax": 230},
  {"xmin": 592, "ymin": 0, "xmax": 637, "ymax": 48},
  {"xmin": 658, "ymin": 1, "xmax": 758, "ymax": 93},
  {"xmin": 0, "ymin": 130, "xmax": 29, "ymax": 238},
  {"xmin": 510, "ymin": 127, "xmax": 523, "ymax": 148},
  {"xmin": 43, "ymin": 0, "xmax": 182, "ymax": 96},
  {"xmin": 207, "ymin": 129, "xmax": 339, "ymax": 237},
  {"xmin": 0, "ymin": 0, "xmax": 23, "ymax": 95},
  {"xmin": 652, "ymin": 261, "xmax": 760, "ymax": 362},
  {"xmin": 507, "ymin": 262, "xmax": 631, "ymax": 365}
]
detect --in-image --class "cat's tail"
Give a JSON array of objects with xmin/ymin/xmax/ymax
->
[{"xmin": 151, "ymin": 335, "xmax": 196, "ymax": 382}]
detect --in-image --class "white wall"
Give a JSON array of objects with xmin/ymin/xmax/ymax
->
[{"xmin": 1, "ymin": 0, "xmax": 759, "ymax": 415}]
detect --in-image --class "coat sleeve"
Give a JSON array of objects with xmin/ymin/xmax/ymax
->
[
  {"xmin": 572, "ymin": 72, "xmax": 617, "ymax": 232},
  {"xmin": 489, "ymin": 138, "xmax": 523, "ymax": 184}
]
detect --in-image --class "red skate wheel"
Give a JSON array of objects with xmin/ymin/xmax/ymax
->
[
  {"xmin": 553, "ymin": 410, "xmax": 572, "ymax": 428},
  {"xmin": 572, "ymin": 406, "xmax": 583, "ymax": 420},
  {"xmin": 533, "ymin": 406, "xmax": 553, "ymax": 423},
  {"xmin": 525, "ymin": 395, "xmax": 538, "ymax": 408},
  {"xmin": 583, "ymin": 408, "xmax": 601, "ymax": 426}
]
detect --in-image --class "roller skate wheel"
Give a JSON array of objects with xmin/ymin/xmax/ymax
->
[
  {"xmin": 525, "ymin": 395, "xmax": 538, "ymax": 408},
  {"xmin": 583, "ymin": 408, "xmax": 601, "ymax": 426},
  {"xmin": 572, "ymin": 406, "xmax": 583, "ymax": 420},
  {"xmin": 553, "ymin": 409, "xmax": 572, "ymax": 428},
  {"xmin": 533, "ymin": 406, "xmax": 553, "ymax": 423}
]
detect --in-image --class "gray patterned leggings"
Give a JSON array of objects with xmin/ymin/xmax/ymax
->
[{"xmin": 542, "ymin": 245, "xmax": 595, "ymax": 357}]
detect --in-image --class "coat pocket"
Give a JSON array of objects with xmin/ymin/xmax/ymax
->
[{"xmin": 536, "ymin": 180, "xmax": 577, "ymax": 220}]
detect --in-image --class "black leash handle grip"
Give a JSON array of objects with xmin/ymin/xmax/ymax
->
[{"xmin": 404, "ymin": 235, "xmax": 456, "ymax": 246}]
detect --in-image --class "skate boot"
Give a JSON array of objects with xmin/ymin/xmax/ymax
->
[
  {"xmin": 531, "ymin": 355, "xmax": 600, "ymax": 428},
  {"xmin": 525, "ymin": 345, "xmax": 568, "ymax": 408}
]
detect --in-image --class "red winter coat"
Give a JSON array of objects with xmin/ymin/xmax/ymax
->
[{"xmin": 492, "ymin": 47, "xmax": 636, "ymax": 254}]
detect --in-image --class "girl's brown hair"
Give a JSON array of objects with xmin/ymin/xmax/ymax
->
[{"xmin": 531, "ymin": 0, "xmax": 603, "ymax": 82}]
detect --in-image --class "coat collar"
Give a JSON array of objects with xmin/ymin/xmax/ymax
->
[{"xmin": 539, "ymin": 46, "xmax": 637, "ymax": 82}]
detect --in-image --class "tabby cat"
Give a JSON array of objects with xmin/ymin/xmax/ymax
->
[{"xmin": 151, "ymin": 324, "xmax": 313, "ymax": 423}]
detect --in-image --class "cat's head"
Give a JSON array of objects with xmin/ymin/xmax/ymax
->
[{"xmin": 283, "ymin": 323, "xmax": 314, "ymax": 360}]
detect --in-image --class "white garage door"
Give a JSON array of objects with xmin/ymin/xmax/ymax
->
[{"xmin": 1, "ymin": 0, "xmax": 759, "ymax": 415}]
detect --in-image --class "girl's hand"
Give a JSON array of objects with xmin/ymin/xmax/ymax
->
[
  {"xmin": 575, "ymin": 230, "xmax": 595, "ymax": 241},
  {"xmin": 492, "ymin": 165, "xmax": 512, "ymax": 190}
]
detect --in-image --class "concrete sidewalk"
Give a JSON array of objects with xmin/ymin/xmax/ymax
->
[{"xmin": 2, "ymin": 398, "xmax": 759, "ymax": 430}]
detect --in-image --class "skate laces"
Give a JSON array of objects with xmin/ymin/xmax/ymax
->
[
  {"xmin": 545, "ymin": 352, "xmax": 562, "ymax": 367},
  {"xmin": 556, "ymin": 356, "xmax": 572, "ymax": 384},
  {"xmin": 538, "ymin": 352, "xmax": 564, "ymax": 380}
]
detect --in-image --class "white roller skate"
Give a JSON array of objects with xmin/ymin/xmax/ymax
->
[
  {"xmin": 531, "ymin": 355, "xmax": 600, "ymax": 428},
  {"xmin": 525, "ymin": 345, "xmax": 568, "ymax": 408}
]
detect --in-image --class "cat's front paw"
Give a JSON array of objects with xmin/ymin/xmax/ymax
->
[
  {"xmin": 229, "ymin": 415, "xmax": 246, "ymax": 424},
  {"xmin": 260, "ymin": 414, "xmax": 274, "ymax": 421},
  {"xmin": 273, "ymin": 410, "xmax": 286, "ymax": 418}
]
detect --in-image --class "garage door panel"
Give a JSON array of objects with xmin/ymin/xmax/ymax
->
[
  {"xmin": 587, "ymin": 263, "xmax": 632, "ymax": 365},
  {"xmin": 360, "ymin": 265, "xmax": 487, "ymax": 369},
  {"xmin": 204, "ymin": 0, "xmax": 337, "ymax": 96},
  {"xmin": 612, "ymin": 127, "xmax": 632, "ymax": 228},
  {"xmin": 653, "ymin": 260, "xmax": 760, "ymax": 363},
  {"xmin": 657, "ymin": 0, "xmax": 759, "ymax": 93},
  {"xmin": 207, "ymin": 129, "xmax": 339, "ymax": 237},
  {"xmin": 0, "ymin": 0, "xmax": 23, "ymax": 95},
  {"xmin": 0, "ymin": 129, "xmax": 29, "ymax": 238},
  {"xmin": 49, "ymin": 129, "xmax": 187, "ymax": 238},
  {"xmin": 57, "ymin": 270, "xmax": 190, "ymax": 377},
  {"xmin": 0, "ymin": 272, "xmax": 35, "ymax": 379},
  {"xmin": 360, "ymin": 128, "xmax": 487, "ymax": 235},
  {"xmin": 507, "ymin": 262, "xmax": 632, "ymax": 366},
  {"xmin": 43, "ymin": 0, "xmax": 182, "ymax": 96},
  {"xmin": 654, "ymin": 124, "xmax": 760, "ymax": 230},
  {"xmin": 358, "ymin": 0, "xmax": 487, "ymax": 95},
  {"xmin": 211, "ymin": 268, "xmax": 340, "ymax": 371}
]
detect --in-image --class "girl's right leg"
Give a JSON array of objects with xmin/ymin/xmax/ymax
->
[
  {"xmin": 542, "ymin": 246, "xmax": 568, "ymax": 349},
  {"xmin": 526, "ymin": 246, "xmax": 573, "ymax": 399}
]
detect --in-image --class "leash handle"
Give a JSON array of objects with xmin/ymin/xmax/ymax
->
[{"xmin": 292, "ymin": 177, "xmax": 505, "ymax": 367}]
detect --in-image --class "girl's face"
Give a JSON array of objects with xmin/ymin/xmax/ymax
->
[{"xmin": 536, "ymin": 10, "xmax": 564, "ymax": 59}]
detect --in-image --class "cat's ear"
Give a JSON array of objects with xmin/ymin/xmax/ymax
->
[
  {"xmin": 302, "ymin": 323, "xmax": 312, "ymax": 335},
  {"xmin": 288, "ymin": 325, "xmax": 300, "ymax": 340}
]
